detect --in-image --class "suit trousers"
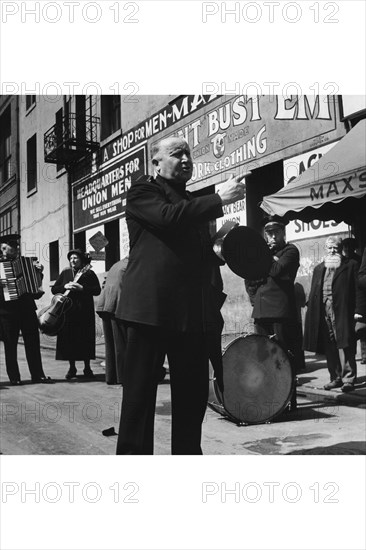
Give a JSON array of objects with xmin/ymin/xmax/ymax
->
[
  {"xmin": 116, "ymin": 323, "xmax": 209, "ymax": 455},
  {"xmin": 321, "ymin": 300, "xmax": 357, "ymax": 384},
  {"xmin": 0, "ymin": 310, "xmax": 45, "ymax": 381}
]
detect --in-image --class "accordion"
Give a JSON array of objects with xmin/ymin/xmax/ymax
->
[{"xmin": 0, "ymin": 256, "xmax": 44, "ymax": 301}]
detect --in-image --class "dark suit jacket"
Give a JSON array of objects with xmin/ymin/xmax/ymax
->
[
  {"xmin": 116, "ymin": 174, "xmax": 225, "ymax": 332},
  {"xmin": 251, "ymin": 243, "xmax": 300, "ymax": 320},
  {"xmin": 303, "ymin": 258, "xmax": 359, "ymax": 352},
  {"xmin": 359, "ymin": 249, "xmax": 366, "ymax": 291}
]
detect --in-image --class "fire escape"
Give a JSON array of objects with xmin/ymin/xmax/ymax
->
[{"xmin": 44, "ymin": 99, "xmax": 100, "ymax": 166}]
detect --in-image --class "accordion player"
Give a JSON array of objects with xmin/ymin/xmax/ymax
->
[{"xmin": 0, "ymin": 256, "xmax": 44, "ymax": 301}]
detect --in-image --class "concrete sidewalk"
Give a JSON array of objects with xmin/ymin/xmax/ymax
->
[{"xmin": 36, "ymin": 332, "xmax": 366, "ymax": 407}]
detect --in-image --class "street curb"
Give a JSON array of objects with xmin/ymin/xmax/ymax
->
[
  {"xmin": 33, "ymin": 343, "xmax": 366, "ymax": 406},
  {"xmin": 297, "ymin": 384, "xmax": 366, "ymax": 406}
]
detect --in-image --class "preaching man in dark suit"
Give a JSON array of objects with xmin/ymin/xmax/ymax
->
[{"xmin": 115, "ymin": 136, "xmax": 245, "ymax": 455}]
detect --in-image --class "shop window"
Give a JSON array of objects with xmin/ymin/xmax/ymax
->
[
  {"xmin": 105, "ymin": 219, "xmax": 120, "ymax": 269},
  {"xmin": 26, "ymin": 95, "xmax": 36, "ymax": 110},
  {"xmin": 26, "ymin": 134, "xmax": 37, "ymax": 193},
  {"xmin": 0, "ymin": 106, "xmax": 12, "ymax": 186},
  {"xmin": 74, "ymin": 231, "xmax": 86, "ymax": 252},
  {"xmin": 0, "ymin": 209, "xmax": 12, "ymax": 237},
  {"xmin": 49, "ymin": 240, "xmax": 60, "ymax": 281},
  {"xmin": 101, "ymin": 96, "xmax": 121, "ymax": 140}
]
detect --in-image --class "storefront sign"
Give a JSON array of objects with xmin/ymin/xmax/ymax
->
[
  {"xmin": 72, "ymin": 146, "xmax": 146, "ymax": 232},
  {"xmin": 283, "ymin": 143, "xmax": 349, "ymax": 240},
  {"xmin": 153, "ymin": 95, "xmax": 345, "ymax": 190},
  {"xmin": 100, "ymin": 95, "xmax": 218, "ymax": 163},
  {"xmin": 215, "ymin": 183, "xmax": 247, "ymax": 230}
]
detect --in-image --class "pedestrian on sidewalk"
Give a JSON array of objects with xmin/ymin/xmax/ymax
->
[
  {"xmin": 96, "ymin": 256, "xmax": 166, "ymax": 385},
  {"xmin": 356, "ymin": 247, "xmax": 366, "ymax": 363},
  {"xmin": 52, "ymin": 249, "xmax": 101, "ymax": 380},
  {"xmin": 116, "ymin": 136, "xmax": 245, "ymax": 455},
  {"xmin": 342, "ymin": 238, "xmax": 366, "ymax": 364},
  {"xmin": 304, "ymin": 235, "xmax": 361, "ymax": 392},
  {"xmin": 0, "ymin": 234, "xmax": 51, "ymax": 385}
]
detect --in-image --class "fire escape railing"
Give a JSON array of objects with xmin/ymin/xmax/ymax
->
[{"xmin": 44, "ymin": 113, "xmax": 100, "ymax": 165}]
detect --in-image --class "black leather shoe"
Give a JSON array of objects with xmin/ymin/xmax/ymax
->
[
  {"xmin": 32, "ymin": 376, "xmax": 53, "ymax": 384},
  {"xmin": 324, "ymin": 380, "xmax": 343, "ymax": 390},
  {"xmin": 10, "ymin": 379, "xmax": 22, "ymax": 386},
  {"xmin": 83, "ymin": 369, "xmax": 94, "ymax": 378},
  {"xmin": 341, "ymin": 383, "xmax": 354, "ymax": 393},
  {"xmin": 65, "ymin": 369, "xmax": 77, "ymax": 380}
]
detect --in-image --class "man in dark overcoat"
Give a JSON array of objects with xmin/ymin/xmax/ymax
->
[
  {"xmin": 304, "ymin": 235, "xmax": 360, "ymax": 392},
  {"xmin": 356, "ymin": 247, "xmax": 366, "ymax": 363},
  {"xmin": 245, "ymin": 216, "xmax": 300, "ymax": 410},
  {"xmin": 115, "ymin": 136, "xmax": 246, "ymax": 455}
]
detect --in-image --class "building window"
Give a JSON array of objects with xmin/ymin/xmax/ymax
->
[
  {"xmin": 0, "ymin": 106, "xmax": 12, "ymax": 186},
  {"xmin": 27, "ymin": 134, "xmax": 37, "ymax": 193},
  {"xmin": 26, "ymin": 95, "xmax": 36, "ymax": 110},
  {"xmin": 0, "ymin": 209, "xmax": 12, "ymax": 236},
  {"xmin": 101, "ymin": 96, "xmax": 121, "ymax": 140},
  {"xmin": 49, "ymin": 240, "xmax": 60, "ymax": 280}
]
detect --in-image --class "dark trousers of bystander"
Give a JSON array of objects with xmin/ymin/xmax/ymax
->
[
  {"xmin": 102, "ymin": 317, "xmax": 127, "ymax": 385},
  {"xmin": 321, "ymin": 300, "xmax": 357, "ymax": 384},
  {"xmin": 0, "ymin": 310, "xmax": 45, "ymax": 382},
  {"xmin": 116, "ymin": 323, "xmax": 209, "ymax": 455},
  {"xmin": 254, "ymin": 318, "xmax": 298, "ymax": 409}
]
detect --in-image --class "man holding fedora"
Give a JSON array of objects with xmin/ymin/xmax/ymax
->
[
  {"xmin": 245, "ymin": 215, "xmax": 300, "ymax": 410},
  {"xmin": 0, "ymin": 233, "xmax": 51, "ymax": 385}
]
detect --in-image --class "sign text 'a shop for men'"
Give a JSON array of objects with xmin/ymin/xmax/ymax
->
[
  {"xmin": 72, "ymin": 146, "xmax": 146, "ymax": 232},
  {"xmin": 100, "ymin": 95, "xmax": 219, "ymax": 163}
]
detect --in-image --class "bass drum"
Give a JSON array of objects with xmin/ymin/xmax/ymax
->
[{"xmin": 209, "ymin": 334, "xmax": 294, "ymax": 424}]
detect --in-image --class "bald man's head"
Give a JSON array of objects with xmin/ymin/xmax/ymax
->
[{"xmin": 151, "ymin": 137, "xmax": 193, "ymax": 184}]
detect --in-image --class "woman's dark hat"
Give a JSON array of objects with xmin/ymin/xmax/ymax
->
[{"xmin": 67, "ymin": 249, "xmax": 91, "ymax": 264}]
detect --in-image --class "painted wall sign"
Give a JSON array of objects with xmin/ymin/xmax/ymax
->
[
  {"xmin": 215, "ymin": 183, "xmax": 247, "ymax": 230},
  {"xmin": 72, "ymin": 146, "xmax": 146, "ymax": 232},
  {"xmin": 100, "ymin": 95, "xmax": 219, "ymax": 163},
  {"xmin": 151, "ymin": 95, "xmax": 345, "ymax": 190},
  {"xmin": 283, "ymin": 142, "xmax": 350, "ymax": 240}
]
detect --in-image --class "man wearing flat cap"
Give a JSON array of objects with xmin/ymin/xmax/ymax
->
[
  {"xmin": 0, "ymin": 233, "xmax": 50, "ymax": 385},
  {"xmin": 245, "ymin": 215, "xmax": 300, "ymax": 409}
]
